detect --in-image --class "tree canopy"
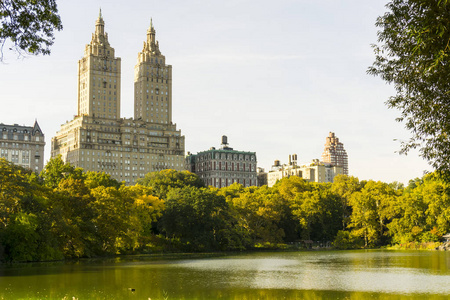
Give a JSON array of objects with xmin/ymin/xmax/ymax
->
[
  {"xmin": 1, "ymin": 158, "xmax": 449, "ymax": 261},
  {"xmin": 137, "ymin": 169, "xmax": 204, "ymax": 200},
  {"xmin": 0, "ymin": 0, "xmax": 62, "ymax": 60},
  {"xmin": 368, "ymin": 0, "xmax": 450, "ymax": 176}
]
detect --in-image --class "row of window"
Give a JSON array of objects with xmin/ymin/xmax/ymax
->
[
  {"xmin": 1, "ymin": 134, "xmax": 41, "ymax": 141},
  {"xmin": 203, "ymin": 178, "xmax": 255, "ymax": 188},
  {"xmin": 1, "ymin": 142, "xmax": 41, "ymax": 148},
  {"xmin": 197, "ymin": 153, "xmax": 256, "ymax": 161},
  {"xmin": 196, "ymin": 162, "xmax": 256, "ymax": 172}
]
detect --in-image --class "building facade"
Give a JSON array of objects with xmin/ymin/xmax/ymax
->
[
  {"xmin": 186, "ymin": 136, "xmax": 257, "ymax": 188},
  {"xmin": 321, "ymin": 132, "xmax": 348, "ymax": 175},
  {"xmin": 256, "ymin": 167, "xmax": 267, "ymax": 187},
  {"xmin": 0, "ymin": 121, "xmax": 45, "ymax": 173},
  {"xmin": 266, "ymin": 155, "xmax": 343, "ymax": 187},
  {"xmin": 51, "ymin": 12, "xmax": 185, "ymax": 185}
]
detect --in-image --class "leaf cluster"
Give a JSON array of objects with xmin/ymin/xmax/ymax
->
[
  {"xmin": 369, "ymin": 0, "xmax": 450, "ymax": 176},
  {"xmin": 0, "ymin": 0, "xmax": 62, "ymax": 60}
]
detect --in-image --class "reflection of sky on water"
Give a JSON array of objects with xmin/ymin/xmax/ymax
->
[
  {"xmin": 2, "ymin": 250, "xmax": 450, "ymax": 299},
  {"xmin": 170, "ymin": 251, "xmax": 450, "ymax": 295}
]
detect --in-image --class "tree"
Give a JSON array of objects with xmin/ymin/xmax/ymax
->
[
  {"xmin": 0, "ymin": 158, "xmax": 32, "ymax": 228},
  {"xmin": 387, "ymin": 173, "xmax": 448, "ymax": 244},
  {"xmin": 120, "ymin": 185, "xmax": 165, "ymax": 250},
  {"xmin": 0, "ymin": 158, "xmax": 63, "ymax": 262},
  {"xmin": 159, "ymin": 186, "xmax": 241, "ymax": 251},
  {"xmin": 348, "ymin": 189, "xmax": 379, "ymax": 247},
  {"xmin": 84, "ymin": 171, "xmax": 121, "ymax": 189},
  {"xmin": 347, "ymin": 181, "xmax": 397, "ymax": 247},
  {"xmin": 40, "ymin": 156, "xmax": 83, "ymax": 189},
  {"xmin": 0, "ymin": 0, "xmax": 63, "ymax": 60},
  {"xmin": 48, "ymin": 177, "xmax": 95, "ymax": 258},
  {"xmin": 331, "ymin": 175, "xmax": 362, "ymax": 229},
  {"xmin": 290, "ymin": 184, "xmax": 343, "ymax": 242},
  {"xmin": 229, "ymin": 186, "xmax": 286, "ymax": 246},
  {"xmin": 368, "ymin": 0, "xmax": 450, "ymax": 176},
  {"xmin": 137, "ymin": 169, "xmax": 204, "ymax": 200}
]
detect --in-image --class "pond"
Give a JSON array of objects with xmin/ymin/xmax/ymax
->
[{"xmin": 1, "ymin": 250, "xmax": 450, "ymax": 299}]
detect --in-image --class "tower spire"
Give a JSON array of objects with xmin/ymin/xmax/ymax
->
[
  {"xmin": 145, "ymin": 18, "xmax": 160, "ymax": 54},
  {"xmin": 95, "ymin": 8, "xmax": 105, "ymax": 36}
]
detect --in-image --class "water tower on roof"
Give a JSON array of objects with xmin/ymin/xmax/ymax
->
[{"xmin": 220, "ymin": 135, "xmax": 233, "ymax": 150}]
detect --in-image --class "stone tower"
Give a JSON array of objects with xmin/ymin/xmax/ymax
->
[
  {"xmin": 77, "ymin": 9, "xmax": 121, "ymax": 119},
  {"xmin": 321, "ymin": 132, "xmax": 348, "ymax": 175},
  {"xmin": 134, "ymin": 20, "xmax": 172, "ymax": 124},
  {"xmin": 52, "ymin": 12, "xmax": 185, "ymax": 185}
]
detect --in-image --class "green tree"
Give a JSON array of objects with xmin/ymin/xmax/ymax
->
[
  {"xmin": 40, "ymin": 156, "xmax": 83, "ymax": 189},
  {"xmin": 160, "ymin": 186, "xmax": 244, "ymax": 251},
  {"xmin": 84, "ymin": 171, "xmax": 121, "ymax": 189},
  {"xmin": 120, "ymin": 185, "xmax": 165, "ymax": 251},
  {"xmin": 348, "ymin": 190, "xmax": 379, "ymax": 247},
  {"xmin": 0, "ymin": 158, "xmax": 32, "ymax": 228},
  {"xmin": 0, "ymin": 158, "xmax": 63, "ymax": 262},
  {"xmin": 89, "ymin": 186, "xmax": 129, "ymax": 254},
  {"xmin": 422, "ymin": 174, "xmax": 450, "ymax": 237},
  {"xmin": 290, "ymin": 184, "xmax": 343, "ymax": 241},
  {"xmin": 331, "ymin": 175, "xmax": 362, "ymax": 229},
  {"xmin": 347, "ymin": 181, "xmax": 397, "ymax": 247},
  {"xmin": 47, "ymin": 177, "xmax": 95, "ymax": 258},
  {"xmin": 368, "ymin": 0, "xmax": 450, "ymax": 175},
  {"xmin": 229, "ymin": 186, "xmax": 286, "ymax": 246},
  {"xmin": 386, "ymin": 173, "xmax": 450, "ymax": 244},
  {"xmin": 0, "ymin": 0, "xmax": 63, "ymax": 60},
  {"xmin": 388, "ymin": 192, "xmax": 428, "ymax": 244},
  {"xmin": 1, "ymin": 212, "xmax": 40, "ymax": 262},
  {"xmin": 137, "ymin": 169, "xmax": 204, "ymax": 200},
  {"xmin": 275, "ymin": 176, "xmax": 312, "ymax": 201}
]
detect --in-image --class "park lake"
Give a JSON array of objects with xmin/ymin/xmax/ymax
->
[{"xmin": 1, "ymin": 250, "xmax": 450, "ymax": 299}]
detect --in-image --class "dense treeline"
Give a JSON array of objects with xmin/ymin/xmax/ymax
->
[{"xmin": 0, "ymin": 157, "xmax": 448, "ymax": 262}]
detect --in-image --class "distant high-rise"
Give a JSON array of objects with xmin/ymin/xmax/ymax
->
[{"xmin": 321, "ymin": 132, "xmax": 348, "ymax": 175}]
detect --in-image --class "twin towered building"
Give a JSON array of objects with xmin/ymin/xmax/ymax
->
[
  {"xmin": 49, "ymin": 11, "xmax": 348, "ymax": 187},
  {"xmin": 51, "ymin": 12, "xmax": 184, "ymax": 185}
]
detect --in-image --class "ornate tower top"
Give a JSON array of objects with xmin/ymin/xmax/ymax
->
[
  {"xmin": 143, "ymin": 18, "xmax": 161, "ymax": 56},
  {"xmin": 95, "ymin": 8, "xmax": 104, "ymax": 35},
  {"xmin": 83, "ymin": 9, "xmax": 114, "ymax": 57}
]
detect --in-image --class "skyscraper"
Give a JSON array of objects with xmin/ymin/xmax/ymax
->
[
  {"xmin": 77, "ymin": 9, "xmax": 121, "ymax": 120},
  {"xmin": 134, "ymin": 19, "xmax": 172, "ymax": 124},
  {"xmin": 51, "ymin": 12, "xmax": 185, "ymax": 185},
  {"xmin": 321, "ymin": 132, "xmax": 348, "ymax": 175}
]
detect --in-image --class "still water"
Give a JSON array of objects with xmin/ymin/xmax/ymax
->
[{"xmin": 1, "ymin": 250, "xmax": 450, "ymax": 299}]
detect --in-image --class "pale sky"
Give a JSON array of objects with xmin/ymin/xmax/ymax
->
[{"xmin": 0, "ymin": 0, "xmax": 431, "ymax": 184}]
